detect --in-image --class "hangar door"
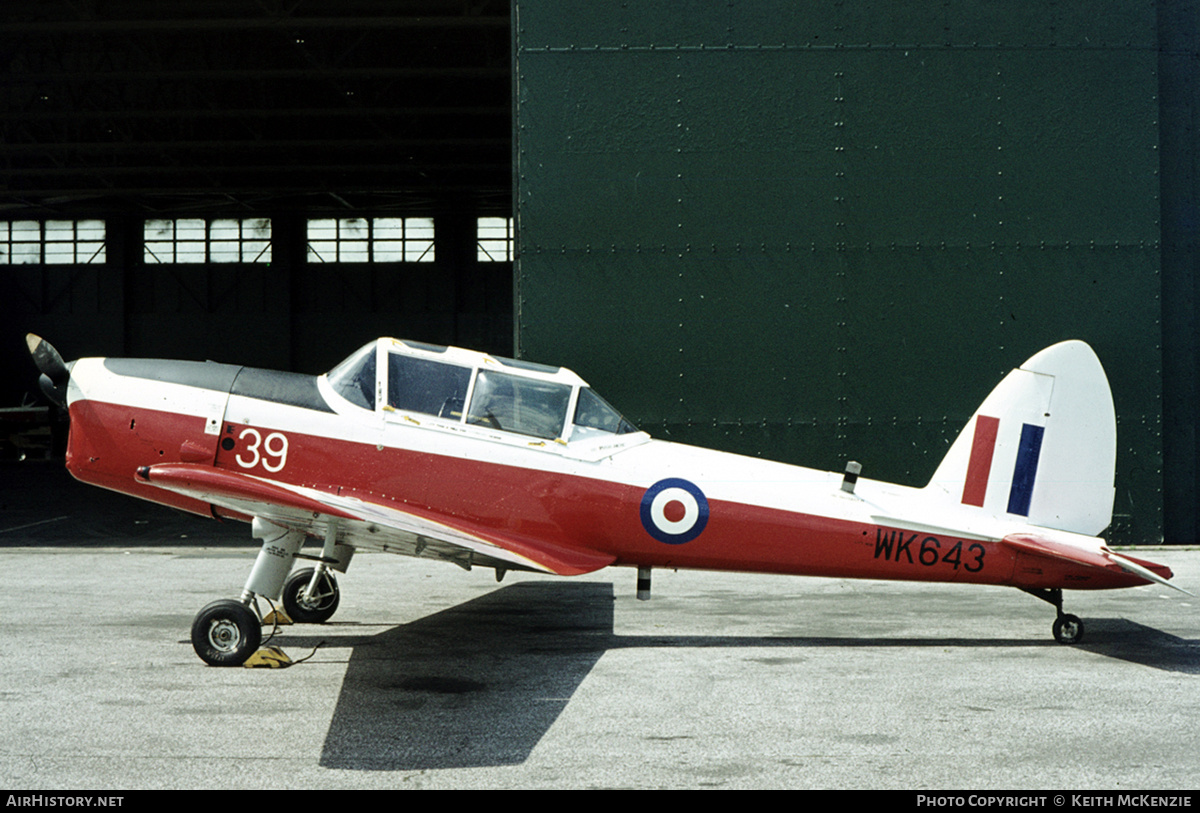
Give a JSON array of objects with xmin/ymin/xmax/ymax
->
[{"xmin": 513, "ymin": 2, "xmax": 1164, "ymax": 544}]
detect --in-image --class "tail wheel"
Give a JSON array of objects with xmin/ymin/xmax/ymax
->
[
  {"xmin": 282, "ymin": 567, "xmax": 340, "ymax": 623},
  {"xmin": 191, "ymin": 599, "xmax": 261, "ymax": 666},
  {"xmin": 1052, "ymin": 614, "xmax": 1085, "ymax": 645}
]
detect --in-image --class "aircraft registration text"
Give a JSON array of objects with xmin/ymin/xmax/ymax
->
[{"xmin": 873, "ymin": 528, "xmax": 985, "ymax": 572}]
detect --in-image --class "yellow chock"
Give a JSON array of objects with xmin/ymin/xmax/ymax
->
[
  {"xmin": 262, "ymin": 608, "xmax": 293, "ymax": 625},
  {"xmin": 243, "ymin": 646, "xmax": 293, "ymax": 668}
]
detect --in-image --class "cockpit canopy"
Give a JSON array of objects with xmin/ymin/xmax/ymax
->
[{"xmin": 326, "ymin": 338, "xmax": 638, "ymax": 442}]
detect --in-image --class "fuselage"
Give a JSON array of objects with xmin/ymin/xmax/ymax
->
[{"xmin": 61, "ymin": 344, "xmax": 1165, "ymax": 593}]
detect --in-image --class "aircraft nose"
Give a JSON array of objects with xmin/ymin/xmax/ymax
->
[{"xmin": 26, "ymin": 333, "xmax": 71, "ymax": 407}]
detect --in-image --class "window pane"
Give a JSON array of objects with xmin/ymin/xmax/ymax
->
[
  {"xmin": 78, "ymin": 242, "xmax": 106, "ymax": 263},
  {"xmin": 373, "ymin": 241, "xmax": 405, "ymax": 262},
  {"xmin": 406, "ymin": 218, "xmax": 435, "ymax": 241},
  {"xmin": 244, "ymin": 240, "xmax": 270, "ymax": 263},
  {"xmin": 406, "ymin": 217, "xmax": 435, "ymax": 262},
  {"xmin": 339, "ymin": 240, "xmax": 368, "ymax": 262},
  {"xmin": 145, "ymin": 220, "xmax": 173, "ymax": 239},
  {"xmin": 477, "ymin": 217, "xmax": 513, "ymax": 262},
  {"xmin": 44, "ymin": 220, "xmax": 73, "ymax": 240},
  {"xmin": 175, "ymin": 241, "xmax": 206, "ymax": 263},
  {"xmin": 387, "ymin": 353, "xmax": 471, "ymax": 418},
  {"xmin": 327, "ymin": 342, "xmax": 377, "ymax": 410},
  {"xmin": 209, "ymin": 220, "xmax": 237, "ymax": 241},
  {"xmin": 467, "ymin": 370, "xmax": 572, "ymax": 440},
  {"xmin": 12, "ymin": 222, "xmax": 42, "ymax": 264},
  {"xmin": 209, "ymin": 219, "xmax": 239, "ymax": 263},
  {"xmin": 574, "ymin": 387, "xmax": 639, "ymax": 434},
  {"xmin": 209, "ymin": 242, "xmax": 240, "ymax": 263},
  {"xmin": 308, "ymin": 219, "xmax": 337, "ymax": 240},
  {"xmin": 43, "ymin": 241, "xmax": 75, "ymax": 264},
  {"xmin": 78, "ymin": 220, "xmax": 106, "ymax": 262},
  {"xmin": 176, "ymin": 219, "xmax": 206, "ymax": 241},
  {"xmin": 43, "ymin": 221, "xmax": 74, "ymax": 264},
  {"xmin": 340, "ymin": 218, "xmax": 368, "ymax": 239},
  {"xmin": 374, "ymin": 218, "xmax": 405, "ymax": 238}
]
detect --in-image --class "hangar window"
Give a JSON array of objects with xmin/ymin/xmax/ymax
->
[
  {"xmin": 0, "ymin": 220, "xmax": 106, "ymax": 265},
  {"xmin": 477, "ymin": 217, "xmax": 513, "ymax": 262},
  {"xmin": 143, "ymin": 219, "xmax": 271, "ymax": 264},
  {"xmin": 306, "ymin": 217, "xmax": 435, "ymax": 263}
]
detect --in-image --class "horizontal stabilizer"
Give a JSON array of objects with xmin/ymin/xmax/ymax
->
[
  {"xmin": 1106, "ymin": 550, "xmax": 1193, "ymax": 596},
  {"xmin": 1001, "ymin": 533, "xmax": 1187, "ymax": 594}
]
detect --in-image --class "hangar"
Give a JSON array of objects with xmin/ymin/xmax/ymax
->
[{"xmin": 2, "ymin": 1, "xmax": 1196, "ymax": 547}]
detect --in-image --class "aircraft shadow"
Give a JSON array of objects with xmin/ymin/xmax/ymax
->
[
  {"xmin": 314, "ymin": 581, "xmax": 615, "ymax": 771},
  {"xmin": 294, "ymin": 582, "xmax": 1198, "ymax": 771},
  {"xmin": 1076, "ymin": 618, "xmax": 1200, "ymax": 674}
]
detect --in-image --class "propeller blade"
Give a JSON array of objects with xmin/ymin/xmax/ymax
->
[{"xmin": 26, "ymin": 334, "xmax": 70, "ymax": 407}]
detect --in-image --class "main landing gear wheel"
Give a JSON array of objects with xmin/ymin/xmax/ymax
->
[
  {"xmin": 1053, "ymin": 613, "xmax": 1085, "ymax": 645},
  {"xmin": 191, "ymin": 599, "xmax": 261, "ymax": 667},
  {"xmin": 281, "ymin": 567, "xmax": 340, "ymax": 624}
]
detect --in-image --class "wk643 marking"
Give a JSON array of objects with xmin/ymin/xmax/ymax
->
[{"xmin": 873, "ymin": 528, "xmax": 986, "ymax": 572}]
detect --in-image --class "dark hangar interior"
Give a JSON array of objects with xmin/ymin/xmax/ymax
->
[{"xmin": 1, "ymin": 0, "xmax": 515, "ymax": 381}]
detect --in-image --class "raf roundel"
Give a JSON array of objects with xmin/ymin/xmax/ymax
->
[{"xmin": 640, "ymin": 478, "xmax": 709, "ymax": 545}]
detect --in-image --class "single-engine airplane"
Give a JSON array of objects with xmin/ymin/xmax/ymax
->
[{"xmin": 26, "ymin": 333, "xmax": 1187, "ymax": 665}]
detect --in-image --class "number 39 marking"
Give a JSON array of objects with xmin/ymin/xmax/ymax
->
[{"xmin": 235, "ymin": 428, "xmax": 289, "ymax": 473}]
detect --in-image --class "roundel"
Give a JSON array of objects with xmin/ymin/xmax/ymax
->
[{"xmin": 640, "ymin": 478, "xmax": 709, "ymax": 545}]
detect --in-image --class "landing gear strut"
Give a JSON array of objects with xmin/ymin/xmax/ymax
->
[
  {"xmin": 1021, "ymin": 587, "xmax": 1085, "ymax": 645},
  {"xmin": 189, "ymin": 517, "xmax": 352, "ymax": 666},
  {"xmin": 190, "ymin": 518, "xmax": 305, "ymax": 667}
]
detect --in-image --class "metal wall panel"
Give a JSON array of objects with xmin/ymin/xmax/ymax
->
[{"xmin": 515, "ymin": 1, "xmax": 1164, "ymax": 542}]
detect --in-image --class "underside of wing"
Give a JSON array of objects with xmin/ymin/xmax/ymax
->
[
  {"xmin": 1000, "ymin": 532, "xmax": 1188, "ymax": 594},
  {"xmin": 138, "ymin": 463, "xmax": 616, "ymax": 577}
]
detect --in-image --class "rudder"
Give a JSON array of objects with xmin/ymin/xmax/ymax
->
[{"xmin": 926, "ymin": 341, "xmax": 1116, "ymax": 536}]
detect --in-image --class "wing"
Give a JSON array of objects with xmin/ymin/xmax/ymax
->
[
  {"xmin": 137, "ymin": 463, "xmax": 615, "ymax": 577},
  {"xmin": 1000, "ymin": 532, "xmax": 1190, "ymax": 594}
]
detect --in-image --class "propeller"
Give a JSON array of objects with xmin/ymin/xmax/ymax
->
[{"xmin": 26, "ymin": 333, "xmax": 71, "ymax": 408}]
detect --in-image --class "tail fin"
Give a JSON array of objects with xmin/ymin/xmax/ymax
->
[{"xmin": 926, "ymin": 341, "xmax": 1116, "ymax": 536}]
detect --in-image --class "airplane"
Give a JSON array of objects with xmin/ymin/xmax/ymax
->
[{"xmin": 25, "ymin": 333, "xmax": 1188, "ymax": 666}]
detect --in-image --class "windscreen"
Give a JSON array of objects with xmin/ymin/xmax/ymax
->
[
  {"xmin": 573, "ymin": 387, "xmax": 638, "ymax": 435},
  {"xmin": 326, "ymin": 342, "xmax": 376, "ymax": 410}
]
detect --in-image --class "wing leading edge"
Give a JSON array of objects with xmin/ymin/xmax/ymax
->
[{"xmin": 137, "ymin": 463, "xmax": 615, "ymax": 577}]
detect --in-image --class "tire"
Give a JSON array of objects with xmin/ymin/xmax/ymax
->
[
  {"xmin": 1052, "ymin": 614, "xmax": 1085, "ymax": 645},
  {"xmin": 281, "ymin": 567, "xmax": 340, "ymax": 624},
  {"xmin": 191, "ymin": 599, "xmax": 261, "ymax": 666}
]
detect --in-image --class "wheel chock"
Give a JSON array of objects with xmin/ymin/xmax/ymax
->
[
  {"xmin": 242, "ymin": 646, "xmax": 293, "ymax": 668},
  {"xmin": 262, "ymin": 608, "xmax": 293, "ymax": 625}
]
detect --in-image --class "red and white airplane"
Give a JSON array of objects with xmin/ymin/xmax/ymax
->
[{"xmin": 27, "ymin": 333, "xmax": 1186, "ymax": 665}]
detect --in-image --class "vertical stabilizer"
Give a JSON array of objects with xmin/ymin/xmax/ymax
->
[{"xmin": 926, "ymin": 341, "xmax": 1116, "ymax": 536}]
